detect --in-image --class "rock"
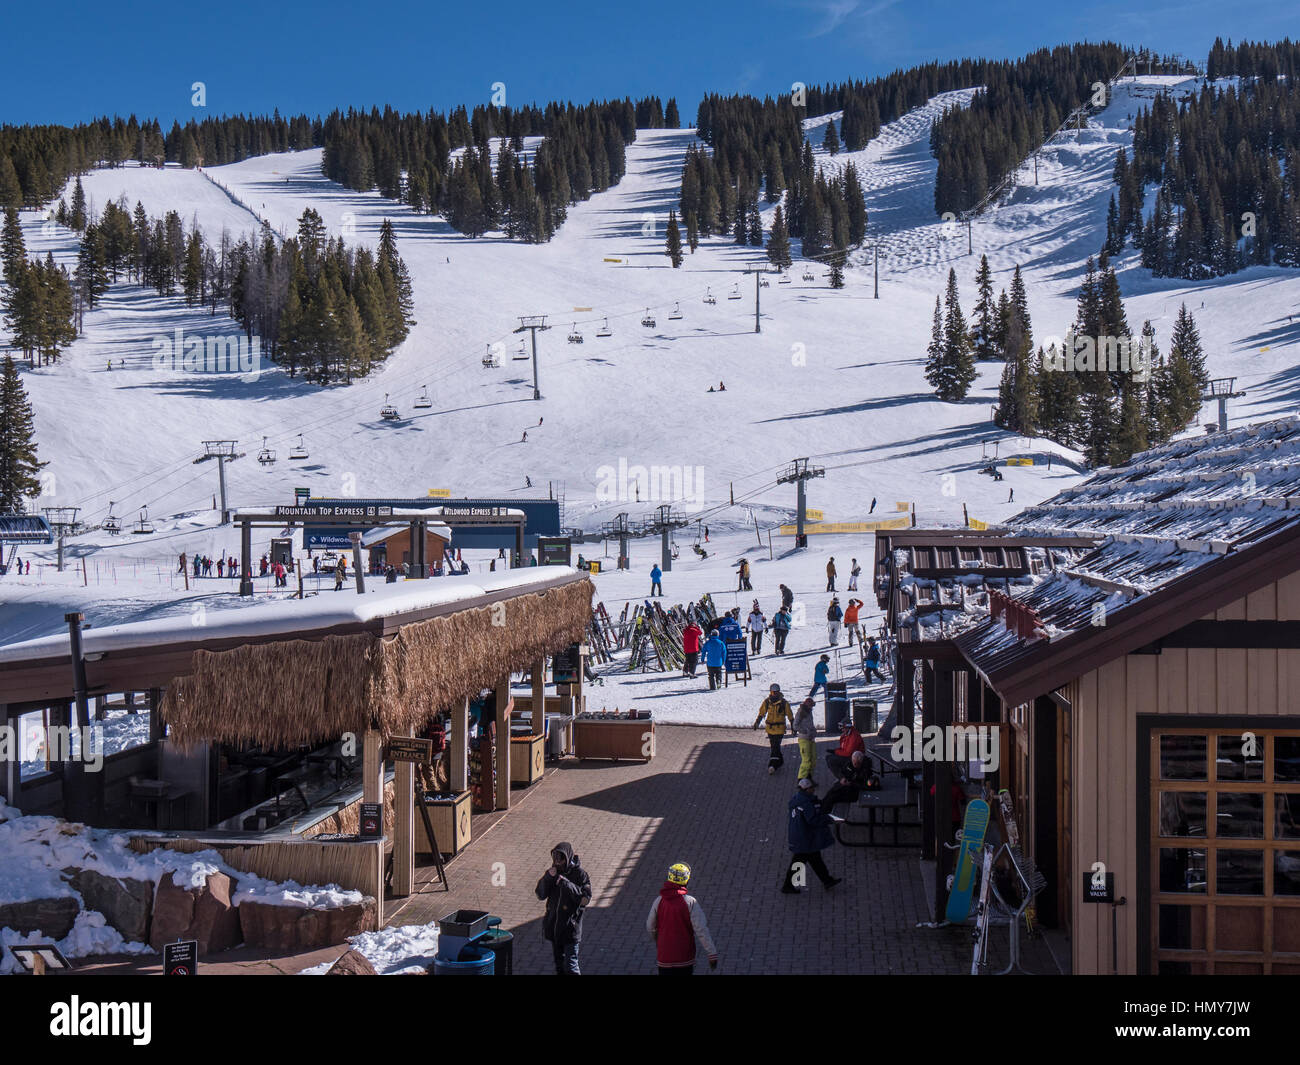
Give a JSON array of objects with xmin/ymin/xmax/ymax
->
[
  {"xmin": 0, "ymin": 897, "xmax": 79, "ymax": 939},
  {"xmin": 240, "ymin": 898, "xmax": 376, "ymax": 952},
  {"xmin": 148, "ymin": 872, "xmax": 241, "ymax": 954},
  {"xmin": 68, "ymin": 870, "xmax": 153, "ymax": 944},
  {"xmin": 326, "ymin": 948, "xmax": 376, "ymax": 975}
]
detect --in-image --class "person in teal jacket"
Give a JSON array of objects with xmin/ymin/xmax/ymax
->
[{"xmin": 809, "ymin": 654, "xmax": 831, "ymax": 699}]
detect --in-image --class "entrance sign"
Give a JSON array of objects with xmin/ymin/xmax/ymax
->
[{"xmin": 388, "ymin": 737, "xmax": 433, "ymax": 764}]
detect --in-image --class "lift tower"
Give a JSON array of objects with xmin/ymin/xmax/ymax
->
[
  {"xmin": 777, "ymin": 458, "xmax": 825, "ymax": 548},
  {"xmin": 195, "ymin": 441, "xmax": 243, "ymax": 524}
]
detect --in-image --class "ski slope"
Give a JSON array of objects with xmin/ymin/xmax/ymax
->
[{"xmin": 5, "ymin": 74, "xmax": 1300, "ymax": 654}]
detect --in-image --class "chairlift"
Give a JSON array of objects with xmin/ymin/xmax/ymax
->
[
  {"xmin": 134, "ymin": 506, "xmax": 154, "ymax": 535},
  {"xmin": 414, "ymin": 386, "xmax": 433, "ymax": 409},
  {"xmin": 668, "ymin": 302, "xmax": 683, "ymax": 321},
  {"xmin": 103, "ymin": 502, "xmax": 121, "ymax": 535},
  {"xmin": 801, "ymin": 268, "xmax": 815, "ymax": 281},
  {"xmin": 728, "ymin": 284, "xmax": 741, "ymax": 300},
  {"xmin": 289, "ymin": 434, "xmax": 309, "ymax": 460},
  {"xmin": 380, "ymin": 394, "xmax": 401, "ymax": 421},
  {"xmin": 482, "ymin": 344, "xmax": 501, "ymax": 368},
  {"xmin": 257, "ymin": 436, "xmax": 277, "ymax": 465},
  {"xmin": 596, "ymin": 318, "xmax": 612, "ymax": 338},
  {"xmin": 567, "ymin": 323, "xmax": 584, "ymax": 344},
  {"xmin": 703, "ymin": 287, "xmax": 716, "ymax": 306},
  {"xmin": 759, "ymin": 276, "xmax": 770, "ymax": 288},
  {"xmin": 512, "ymin": 340, "xmax": 530, "ymax": 362},
  {"xmin": 778, "ymin": 273, "xmax": 792, "ymax": 284},
  {"xmin": 641, "ymin": 308, "xmax": 656, "ymax": 328}
]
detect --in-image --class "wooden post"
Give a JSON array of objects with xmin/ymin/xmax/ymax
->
[
  {"xmin": 393, "ymin": 729, "xmax": 414, "ymax": 898},
  {"xmin": 920, "ymin": 662, "xmax": 936, "ymax": 860},
  {"xmin": 451, "ymin": 698, "xmax": 469, "ymax": 792},
  {"xmin": 934, "ymin": 667, "xmax": 955, "ymax": 922},
  {"xmin": 362, "ymin": 728, "xmax": 382, "ymax": 806},
  {"xmin": 495, "ymin": 677, "xmax": 511, "ymax": 811},
  {"xmin": 572, "ymin": 647, "xmax": 586, "ymax": 716},
  {"xmin": 531, "ymin": 658, "xmax": 546, "ymax": 738}
]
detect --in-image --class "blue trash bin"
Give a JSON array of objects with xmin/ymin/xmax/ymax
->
[{"xmin": 432, "ymin": 945, "xmax": 494, "ymax": 975}]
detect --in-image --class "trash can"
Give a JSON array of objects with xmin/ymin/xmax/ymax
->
[
  {"xmin": 825, "ymin": 681, "xmax": 848, "ymax": 734},
  {"xmin": 852, "ymin": 698, "xmax": 878, "ymax": 733},
  {"xmin": 479, "ymin": 926, "xmax": 514, "ymax": 975},
  {"xmin": 432, "ymin": 946, "xmax": 495, "ymax": 975}
]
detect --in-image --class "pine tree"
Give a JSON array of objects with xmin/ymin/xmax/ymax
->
[
  {"xmin": 924, "ymin": 296, "xmax": 945, "ymax": 395},
  {"xmin": 822, "ymin": 120, "xmax": 840, "ymax": 156},
  {"xmin": 766, "ymin": 206, "xmax": 792, "ymax": 268},
  {"xmin": 69, "ymin": 177, "xmax": 87, "ymax": 232},
  {"xmin": 665, "ymin": 210, "xmax": 683, "ymax": 267},
  {"xmin": 1, "ymin": 208, "xmax": 25, "ymax": 285},
  {"xmin": 828, "ymin": 248, "xmax": 845, "ymax": 289},
  {"xmin": 927, "ymin": 269, "xmax": 976, "ymax": 401},
  {"xmin": 0, "ymin": 354, "xmax": 45, "ymax": 510},
  {"xmin": 685, "ymin": 211, "xmax": 699, "ymax": 253},
  {"xmin": 1112, "ymin": 373, "xmax": 1149, "ymax": 463},
  {"xmin": 0, "ymin": 157, "xmax": 22, "ymax": 211},
  {"xmin": 1167, "ymin": 303, "xmax": 1208, "ymax": 429},
  {"xmin": 665, "ymin": 99, "xmax": 681, "ymax": 128},
  {"xmin": 970, "ymin": 254, "xmax": 997, "ymax": 360}
]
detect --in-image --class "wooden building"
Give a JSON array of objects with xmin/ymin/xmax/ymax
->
[
  {"xmin": 946, "ymin": 417, "xmax": 1300, "ymax": 974},
  {"xmin": 361, "ymin": 521, "xmax": 451, "ymax": 571}
]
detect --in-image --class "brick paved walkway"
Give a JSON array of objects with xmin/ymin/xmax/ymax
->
[{"xmin": 391, "ymin": 725, "xmax": 972, "ymax": 975}]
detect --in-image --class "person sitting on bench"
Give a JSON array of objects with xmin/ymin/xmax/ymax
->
[
  {"xmin": 825, "ymin": 720, "xmax": 865, "ymax": 778},
  {"xmin": 819, "ymin": 751, "xmax": 877, "ymax": 814}
]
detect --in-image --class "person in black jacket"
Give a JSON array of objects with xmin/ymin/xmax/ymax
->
[
  {"xmin": 819, "ymin": 750, "xmax": 877, "ymax": 813},
  {"xmin": 535, "ymin": 841, "xmax": 592, "ymax": 974}
]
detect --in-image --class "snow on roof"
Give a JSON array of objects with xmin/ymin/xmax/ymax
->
[{"xmin": 0, "ymin": 567, "xmax": 583, "ymax": 664}]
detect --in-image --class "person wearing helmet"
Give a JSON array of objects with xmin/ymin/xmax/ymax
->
[
  {"xmin": 535, "ymin": 842, "xmax": 592, "ymax": 975},
  {"xmin": 646, "ymin": 862, "xmax": 718, "ymax": 975},
  {"xmin": 753, "ymin": 684, "xmax": 795, "ymax": 774}
]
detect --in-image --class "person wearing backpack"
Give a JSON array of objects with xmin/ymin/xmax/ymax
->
[
  {"xmin": 864, "ymin": 637, "xmax": 886, "ymax": 683},
  {"xmin": 752, "ymin": 684, "xmax": 795, "ymax": 774},
  {"xmin": 770, "ymin": 606, "xmax": 792, "ymax": 655},
  {"xmin": 826, "ymin": 597, "xmax": 843, "ymax": 645}
]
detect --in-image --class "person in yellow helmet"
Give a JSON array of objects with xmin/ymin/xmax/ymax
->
[
  {"xmin": 647, "ymin": 862, "xmax": 718, "ymax": 975},
  {"xmin": 753, "ymin": 684, "xmax": 795, "ymax": 774}
]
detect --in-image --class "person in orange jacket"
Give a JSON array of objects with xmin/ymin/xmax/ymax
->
[{"xmin": 844, "ymin": 598, "xmax": 864, "ymax": 646}]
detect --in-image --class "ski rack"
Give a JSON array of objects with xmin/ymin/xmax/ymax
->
[{"xmin": 979, "ymin": 842, "xmax": 1047, "ymax": 975}]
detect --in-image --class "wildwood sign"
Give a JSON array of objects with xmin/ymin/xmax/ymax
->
[{"xmin": 388, "ymin": 737, "xmax": 434, "ymax": 763}]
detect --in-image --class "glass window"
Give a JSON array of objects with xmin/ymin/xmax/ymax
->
[
  {"xmin": 1159, "ymin": 792, "xmax": 1206, "ymax": 837},
  {"xmin": 1159, "ymin": 848, "xmax": 1207, "ymax": 893},
  {"xmin": 1158, "ymin": 904, "xmax": 1206, "ymax": 949},
  {"xmin": 1216, "ymin": 793, "xmax": 1265, "ymax": 839},
  {"xmin": 1276, "ymin": 737, "xmax": 1300, "ymax": 783},
  {"xmin": 1274, "ymin": 852, "xmax": 1300, "ymax": 898},
  {"xmin": 1217, "ymin": 850, "xmax": 1265, "ymax": 896},
  {"xmin": 1160, "ymin": 734, "xmax": 1207, "ymax": 780},
  {"xmin": 1276, "ymin": 795, "xmax": 1300, "ymax": 840},
  {"xmin": 1216, "ymin": 734, "xmax": 1263, "ymax": 781}
]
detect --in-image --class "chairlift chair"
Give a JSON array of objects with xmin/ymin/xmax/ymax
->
[
  {"xmin": 802, "ymin": 269, "xmax": 815, "ymax": 281},
  {"xmin": 760, "ymin": 276, "xmax": 770, "ymax": 287},
  {"xmin": 512, "ymin": 341, "xmax": 530, "ymax": 362},
  {"xmin": 567, "ymin": 323, "xmax": 584, "ymax": 344},
  {"xmin": 703, "ymin": 287, "xmax": 717, "ymax": 305},
  {"xmin": 289, "ymin": 434, "xmax": 309, "ymax": 460},
  {"xmin": 257, "ymin": 436, "xmax": 277, "ymax": 465},
  {"xmin": 483, "ymin": 344, "xmax": 501, "ymax": 368},
  {"xmin": 414, "ymin": 386, "xmax": 433, "ymax": 409},
  {"xmin": 380, "ymin": 394, "xmax": 401, "ymax": 421},
  {"xmin": 103, "ymin": 502, "xmax": 121, "ymax": 535},
  {"xmin": 668, "ymin": 302, "xmax": 683, "ymax": 321},
  {"xmin": 596, "ymin": 318, "xmax": 612, "ymax": 338},
  {"xmin": 134, "ymin": 506, "xmax": 154, "ymax": 535},
  {"xmin": 728, "ymin": 284, "xmax": 741, "ymax": 300},
  {"xmin": 641, "ymin": 308, "xmax": 656, "ymax": 328},
  {"xmin": 778, "ymin": 273, "xmax": 792, "ymax": 284}
]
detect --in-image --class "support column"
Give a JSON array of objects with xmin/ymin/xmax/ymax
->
[
  {"xmin": 148, "ymin": 687, "xmax": 164, "ymax": 778},
  {"xmin": 920, "ymin": 661, "xmax": 936, "ymax": 860},
  {"xmin": 934, "ymin": 667, "xmax": 955, "ymax": 922},
  {"xmin": 393, "ymin": 729, "xmax": 414, "ymax": 898},
  {"xmin": 495, "ymin": 677, "xmax": 512, "ymax": 812},
  {"xmin": 531, "ymin": 658, "xmax": 546, "ymax": 738},
  {"xmin": 450, "ymin": 698, "xmax": 469, "ymax": 793},
  {"xmin": 515, "ymin": 523, "xmax": 525, "ymax": 566},
  {"xmin": 239, "ymin": 520, "xmax": 253, "ymax": 596},
  {"xmin": 967, "ymin": 670, "xmax": 984, "ymax": 723},
  {"xmin": 362, "ymin": 727, "xmax": 383, "ymax": 807}
]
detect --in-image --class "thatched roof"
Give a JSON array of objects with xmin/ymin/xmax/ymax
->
[{"xmin": 161, "ymin": 577, "xmax": 592, "ymax": 747}]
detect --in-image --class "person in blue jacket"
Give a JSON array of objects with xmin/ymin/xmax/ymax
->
[
  {"xmin": 783, "ymin": 778, "xmax": 841, "ymax": 893},
  {"xmin": 703, "ymin": 630, "xmax": 727, "ymax": 690},
  {"xmin": 809, "ymin": 654, "xmax": 831, "ymax": 698},
  {"xmin": 650, "ymin": 564, "xmax": 662, "ymax": 597},
  {"xmin": 716, "ymin": 609, "xmax": 743, "ymax": 643}
]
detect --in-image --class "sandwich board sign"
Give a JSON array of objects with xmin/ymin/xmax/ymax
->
[
  {"xmin": 164, "ymin": 939, "xmax": 198, "ymax": 976},
  {"xmin": 724, "ymin": 639, "xmax": 750, "ymax": 686}
]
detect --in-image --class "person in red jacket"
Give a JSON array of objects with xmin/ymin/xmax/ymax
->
[
  {"xmin": 825, "ymin": 719, "xmax": 865, "ymax": 778},
  {"xmin": 646, "ymin": 863, "xmax": 718, "ymax": 975},
  {"xmin": 681, "ymin": 621, "xmax": 703, "ymax": 678}
]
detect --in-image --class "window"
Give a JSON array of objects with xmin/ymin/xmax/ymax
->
[{"xmin": 1151, "ymin": 728, "xmax": 1300, "ymax": 973}]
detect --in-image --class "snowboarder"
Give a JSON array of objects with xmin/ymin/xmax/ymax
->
[
  {"xmin": 522, "ymin": 430, "xmax": 528, "ymax": 443},
  {"xmin": 771, "ymin": 605, "xmax": 792, "ymax": 655},
  {"xmin": 869, "ymin": 497, "xmax": 877, "ymax": 513},
  {"xmin": 782, "ymin": 778, "xmax": 841, "ymax": 893},
  {"xmin": 753, "ymin": 684, "xmax": 795, "ymax": 773},
  {"xmin": 525, "ymin": 476, "xmax": 532, "ymax": 488},
  {"xmin": 646, "ymin": 863, "xmax": 718, "ymax": 975},
  {"xmin": 682, "ymin": 621, "xmax": 703, "ymax": 677},
  {"xmin": 703, "ymin": 629, "xmax": 726, "ymax": 689},
  {"xmin": 848, "ymin": 558, "xmax": 861, "ymax": 591},
  {"xmin": 826, "ymin": 597, "xmax": 843, "ymax": 645},
  {"xmin": 746, "ymin": 604, "xmax": 767, "ymax": 654},
  {"xmin": 535, "ymin": 842, "xmax": 592, "ymax": 976},
  {"xmin": 809, "ymin": 654, "xmax": 831, "ymax": 699},
  {"xmin": 650, "ymin": 564, "xmax": 662, "ymax": 597},
  {"xmin": 826, "ymin": 557, "xmax": 836, "ymax": 592}
]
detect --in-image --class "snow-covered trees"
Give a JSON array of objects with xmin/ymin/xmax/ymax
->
[
  {"xmin": 0, "ymin": 354, "xmax": 44, "ymax": 511},
  {"xmin": 925, "ymin": 269, "xmax": 976, "ymax": 401}
]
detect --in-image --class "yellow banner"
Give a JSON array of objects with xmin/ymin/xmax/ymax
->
[
  {"xmin": 896, "ymin": 501, "xmax": 910, "ymax": 511},
  {"xmin": 968, "ymin": 518, "xmax": 989, "ymax": 530},
  {"xmin": 427, "ymin": 489, "xmax": 451, "ymax": 497},
  {"xmin": 805, "ymin": 508, "xmax": 824, "ymax": 522},
  {"xmin": 603, "ymin": 257, "xmax": 625, "ymax": 263},
  {"xmin": 778, "ymin": 517, "xmax": 909, "ymax": 535},
  {"xmin": 1006, "ymin": 458, "xmax": 1033, "ymax": 466}
]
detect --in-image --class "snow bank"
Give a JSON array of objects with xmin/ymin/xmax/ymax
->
[{"xmin": 299, "ymin": 920, "xmax": 441, "ymax": 975}]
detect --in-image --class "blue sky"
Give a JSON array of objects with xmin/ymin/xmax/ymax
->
[{"xmin": 3, "ymin": 0, "xmax": 1296, "ymax": 126}]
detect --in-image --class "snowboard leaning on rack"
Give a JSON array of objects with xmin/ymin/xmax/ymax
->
[{"xmin": 945, "ymin": 798, "xmax": 990, "ymax": 923}]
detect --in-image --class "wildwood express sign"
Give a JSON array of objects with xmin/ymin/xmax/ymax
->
[{"xmin": 441, "ymin": 506, "xmax": 511, "ymax": 518}]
